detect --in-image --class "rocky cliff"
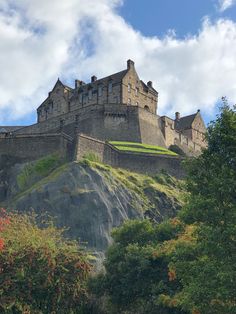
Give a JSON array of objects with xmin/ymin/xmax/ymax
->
[{"xmin": 0, "ymin": 155, "xmax": 185, "ymax": 252}]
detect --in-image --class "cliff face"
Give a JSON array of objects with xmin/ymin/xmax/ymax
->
[{"xmin": 0, "ymin": 156, "xmax": 184, "ymax": 251}]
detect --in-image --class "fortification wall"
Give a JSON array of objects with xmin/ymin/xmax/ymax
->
[
  {"xmin": 14, "ymin": 104, "xmax": 165, "ymax": 146},
  {"xmin": 138, "ymin": 108, "xmax": 166, "ymax": 147},
  {"xmin": 0, "ymin": 133, "xmax": 73, "ymax": 161},
  {"xmin": 173, "ymin": 134, "xmax": 202, "ymax": 156},
  {"xmin": 75, "ymin": 134, "xmax": 184, "ymax": 178}
]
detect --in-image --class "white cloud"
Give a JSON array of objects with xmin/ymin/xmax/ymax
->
[
  {"xmin": 0, "ymin": 0, "xmax": 236, "ymax": 124},
  {"xmin": 218, "ymin": 0, "xmax": 236, "ymax": 12}
]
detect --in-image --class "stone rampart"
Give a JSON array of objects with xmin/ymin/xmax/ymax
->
[
  {"xmin": 14, "ymin": 104, "xmax": 166, "ymax": 146},
  {"xmin": 0, "ymin": 133, "xmax": 73, "ymax": 161},
  {"xmin": 75, "ymin": 134, "xmax": 184, "ymax": 178}
]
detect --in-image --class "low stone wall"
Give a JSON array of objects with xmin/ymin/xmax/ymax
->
[
  {"xmin": 75, "ymin": 134, "xmax": 106, "ymax": 161},
  {"xmin": 0, "ymin": 133, "xmax": 73, "ymax": 161},
  {"xmin": 76, "ymin": 134, "xmax": 185, "ymax": 178}
]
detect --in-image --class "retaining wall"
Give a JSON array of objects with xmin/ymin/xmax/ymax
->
[
  {"xmin": 0, "ymin": 133, "xmax": 73, "ymax": 161},
  {"xmin": 75, "ymin": 134, "xmax": 185, "ymax": 178}
]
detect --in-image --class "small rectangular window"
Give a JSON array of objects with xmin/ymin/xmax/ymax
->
[
  {"xmin": 128, "ymin": 83, "xmax": 131, "ymax": 93},
  {"xmin": 89, "ymin": 89, "xmax": 92, "ymax": 100},
  {"xmin": 135, "ymin": 87, "xmax": 139, "ymax": 96},
  {"xmin": 79, "ymin": 93, "xmax": 82, "ymax": 103},
  {"xmin": 108, "ymin": 81, "xmax": 113, "ymax": 93},
  {"xmin": 98, "ymin": 85, "xmax": 103, "ymax": 97},
  {"xmin": 128, "ymin": 98, "xmax": 131, "ymax": 105}
]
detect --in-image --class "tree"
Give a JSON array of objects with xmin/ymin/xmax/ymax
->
[
  {"xmin": 91, "ymin": 219, "xmax": 187, "ymax": 314},
  {"xmin": 170, "ymin": 104, "xmax": 236, "ymax": 314},
  {"xmin": 0, "ymin": 210, "xmax": 92, "ymax": 314}
]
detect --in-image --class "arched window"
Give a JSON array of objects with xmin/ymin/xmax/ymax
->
[{"xmin": 144, "ymin": 105, "xmax": 150, "ymax": 111}]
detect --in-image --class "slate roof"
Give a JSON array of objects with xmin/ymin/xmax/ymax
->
[
  {"xmin": 82, "ymin": 69, "xmax": 128, "ymax": 87},
  {"xmin": 140, "ymin": 80, "xmax": 158, "ymax": 95},
  {"xmin": 175, "ymin": 113, "xmax": 198, "ymax": 130},
  {"xmin": 0, "ymin": 126, "xmax": 23, "ymax": 133}
]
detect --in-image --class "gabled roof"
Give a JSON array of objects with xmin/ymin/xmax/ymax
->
[
  {"xmin": 84, "ymin": 69, "xmax": 128, "ymax": 87},
  {"xmin": 140, "ymin": 80, "xmax": 158, "ymax": 95},
  {"xmin": 0, "ymin": 126, "xmax": 23, "ymax": 133},
  {"xmin": 175, "ymin": 113, "xmax": 198, "ymax": 130},
  {"xmin": 53, "ymin": 78, "xmax": 72, "ymax": 91}
]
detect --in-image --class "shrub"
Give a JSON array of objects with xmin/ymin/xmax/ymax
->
[{"xmin": 0, "ymin": 210, "xmax": 92, "ymax": 314}]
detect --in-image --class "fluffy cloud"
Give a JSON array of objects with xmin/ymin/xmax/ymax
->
[
  {"xmin": 0, "ymin": 0, "xmax": 236, "ymax": 124},
  {"xmin": 218, "ymin": 0, "xmax": 236, "ymax": 12}
]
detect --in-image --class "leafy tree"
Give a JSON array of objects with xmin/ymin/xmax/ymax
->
[
  {"xmin": 0, "ymin": 210, "xmax": 92, "ymax": 314},
  {"xmin": 91, "ymin": 219, "xmax": 187, "ymax": 314},
  {"xmin": 170, "ymin": 104, "xmax": 236, "ymax": 314}
]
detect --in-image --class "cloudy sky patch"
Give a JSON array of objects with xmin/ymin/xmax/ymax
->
[{"xmin": 0, "ymin": 0, "xmax": 236, "ymax": 124}]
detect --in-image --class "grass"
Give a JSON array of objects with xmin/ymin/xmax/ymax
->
[
  {"xmin": 109, "ymin": 141, "xmax": 178, "ymax": 156},
  {"xmin": 78, "ymin": 159, "xmax": 185, "ymax": 212},
  {"xmin": 16, "ymin": 154, "xmax": 65, "ymax": 192}
]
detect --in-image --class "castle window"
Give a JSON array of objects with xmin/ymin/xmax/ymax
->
[
  {"xmin": 136, "ymin": 102, "xmax": 139, "ymax": 106},
  {"xmin": 79, "ymin": 93, "xmax": 82, "ymax": 103},
  {"xmin": 128, "ymin": 83, "xmax": 131, "ymax": 93},
  {"xmin": 89, "ymin": 89, "xmax": 92, "ymax": 100},
  {"xmin": 98, "ymin": 85, "xmax": 103, "ymax": 97},
  {"xmin": 128, "ymin": 98, "xmax": 131, "ymax": 105},
  {"xmin": 144, "ymin": 105, "xmax": 150, "ymax": 111},
  {"xmin": 108, "ymin": 81, "xmax": 113, "ymax": 93},
  {"xmin": 135, "ymin": 87, "xmax": 139, "ymax": 96}
]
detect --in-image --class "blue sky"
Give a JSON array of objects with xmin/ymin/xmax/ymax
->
[
  {"xmin": 119, "ymin": 0, "xmax": 236, "ymax": 38},
  {"xmin": 0, "ymin": 0, "xmax": 236, "ymax": 126}
]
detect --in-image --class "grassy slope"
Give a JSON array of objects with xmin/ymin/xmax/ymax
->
[
  {"xmin": 109, "ymin": 141, "xmax": 177, "ymax": 156},
  {"xmin": 80, "ymin": 158, "xmax": 185, "ymax": 214},
  {"xmin": 7, "ymin": 155, "xmax": 185, "ymax": 220}
]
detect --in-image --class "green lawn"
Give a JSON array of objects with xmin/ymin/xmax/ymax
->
[{"xmin": 109, "ymin": 141, "xmax": 178, "ymax": 156}]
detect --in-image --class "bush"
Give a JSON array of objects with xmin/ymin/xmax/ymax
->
[{"xmin": 0, "ymin": 210, "xmax": 92, "ymax": 314}]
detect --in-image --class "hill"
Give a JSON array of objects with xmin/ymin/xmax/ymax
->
[{"xmin": 0, "ymin": 154, "xmax": 185, "ymax": 252}]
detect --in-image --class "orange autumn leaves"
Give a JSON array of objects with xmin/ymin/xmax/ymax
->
[{"xmin": 0, "ymin": 208, "xmax": 10, "ymax": 251}]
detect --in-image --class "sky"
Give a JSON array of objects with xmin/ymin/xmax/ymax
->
[{"xmin": 0, "ymin": 0, "xmax": 236, "ymax": 126}]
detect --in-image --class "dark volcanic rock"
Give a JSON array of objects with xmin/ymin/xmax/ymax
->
[
  {"xmin": 1, "ymin": 160, "xmax": 184, "ymax": 252},
  {"xmin": 8, "ymin": 162, "xmax": 144, "ymax": 250}
]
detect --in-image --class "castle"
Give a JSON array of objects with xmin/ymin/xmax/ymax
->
[{"xmin": 0, "ymin": 60, "xmax": 206, "ymax": 177}]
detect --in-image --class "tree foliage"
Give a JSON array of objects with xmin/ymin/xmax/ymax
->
[
  {"xmin": 90, "ymin": 219, "xmax": 187, "ymax": 314},
  {"xmin": 0, "ymin": 210, "xmax": 92, "ymax": 314}
]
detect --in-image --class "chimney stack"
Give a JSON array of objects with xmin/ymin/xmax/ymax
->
[
  {"xmin": 175, "ymin": 112, "xmax": 180, "ymax": 121},
  {"xmin": 147, "ymin": 81, "xmax": 153, "ymax": 88},
  {"xmin": 127, "ymin": 59, "xmax": 135, "ymax": 70},
  {"xmin": 75, "ymin": 80, "xmax": 85, "ymax": 88},
  {"xmin": 75, "ymin": 80, "xmax": 80, "ymax": 89},
  {"xmin": 91, "ymin": 75, "xmax": 97, "ymax": 83}
]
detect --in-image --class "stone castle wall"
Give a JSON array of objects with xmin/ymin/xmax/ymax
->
[
  {"xmin": 75, "ymin": 134, "xmax": 184, "ymax": 178},
  {"xmin": 0, "ymin": 133, "xmax": 73, "ymax": 161},
  {"xmin": 15, "ymin": 104, "xmax": 166, "ymax": 147},
  {"xmin": 161, "ymin": 116, "xmax": 204, "ymax": 155}
]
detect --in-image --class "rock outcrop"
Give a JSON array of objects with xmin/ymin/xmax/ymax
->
[{"xmin": 0, "ymin": 157, "xmax": 184, "ymax": 252}]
